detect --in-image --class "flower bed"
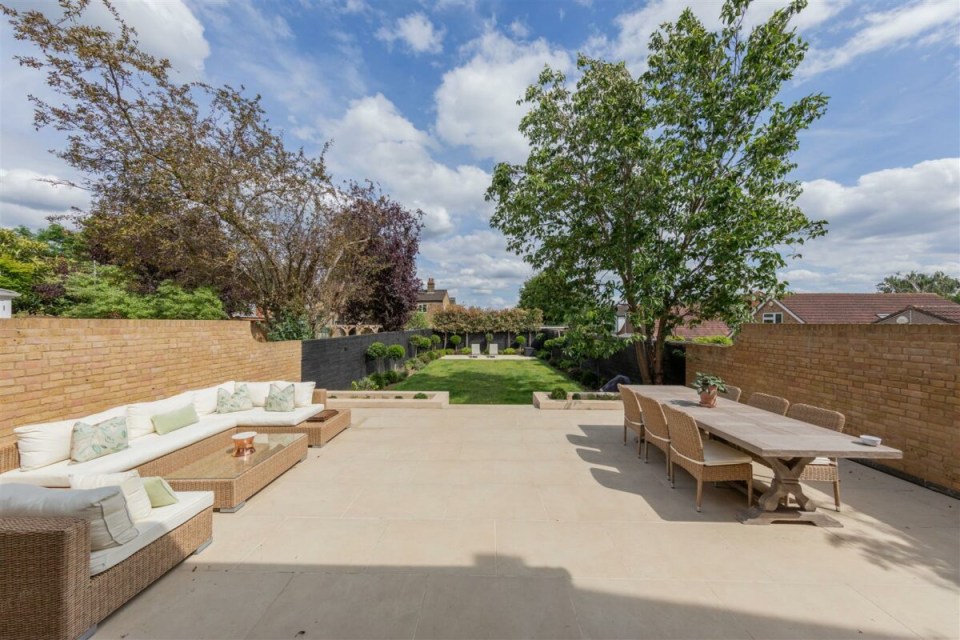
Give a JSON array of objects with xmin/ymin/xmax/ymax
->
[
  {"xmin": 532, "ymin": 391, "xmax": 622, "ymax": 410},
  {"xmin": 326, "ymin": 390, "xmax": 449, "ymax": 409}
]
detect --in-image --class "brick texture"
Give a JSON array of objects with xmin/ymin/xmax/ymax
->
[
  {"xmin": 0, "ymin": 318, "xmax": 301, "ymax": 438},
  {"xmin": 685, "ymin": 324, "xmax": 960, "ymax": 494}
]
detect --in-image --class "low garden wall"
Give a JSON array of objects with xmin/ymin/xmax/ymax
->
[
  {"xmin": 685, "ymin": 323, "xmax": 960, "ymax": 495},
  {"xmin": 0, "ymin": 318, "xmax": 300, "ymax": 438}
]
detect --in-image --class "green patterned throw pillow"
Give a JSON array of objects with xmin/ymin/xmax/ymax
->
[
  {"xmin": 152, "ymin": 403, "xmax": 199, "ymax": 435},
  {"xmin": 142, "ymin": 477, "xmax": 179, "ymax": 507},
  {"xmin": 265, "ymin": 383, "xmax": 295, "ymax": 412},
  {"xmin": 70, "ymin": 416, "xmax": 129, "ymax": 463},
  {"xmin": 216, "ymin": 384, "xmax": 254, "ymax": 413}
]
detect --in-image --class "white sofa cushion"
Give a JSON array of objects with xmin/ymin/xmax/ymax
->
[
  {"xmin": 239, "ymin": 382, "xmax": 272, "ymax": 407},
  {"xmin": 194, "ymin": 381, "xmax": 235, "ymax": 416},
  {"xmin": 89, "ymin": 490, "xmax": 213, "ymax": 576},
  {"xmin": 702, "ymin": 440, "xmax": 753, "ymax": 466},
  {"xmin": 293, "ymin": 382, "xmax": 316, "ymax": 407},
  {"xmin": 127, "ymin": 392, "xmax": 195, "ymax": 439},
  {"xmin": 0, "ymin": 483, "xmax": 138, "ymax": 551},
  {"xmin": 232, "ymin": 404, "xmax": 323, "ymax": 427},
  {"xmin": 14, "ymin": 406, "xmax": 127, "ymax": 471},
  {"xmin": 70, "ymin": 471, "xmax": 153, "ymax": 522},
  {"xmin": 1, "ymin": 414, "xmax": 238, "ymax": 488}
]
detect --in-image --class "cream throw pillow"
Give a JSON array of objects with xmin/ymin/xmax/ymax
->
[
  {"xmin": 70, "ymin": 471, "xmax": 153, "ymax": 522},
  {"xmin": 0, "ymin": 483, "xmax": 138, "ymax": 550},
  {"xmin": 293, "ymin": 382, "xmax": 316, "ymax": 407}
]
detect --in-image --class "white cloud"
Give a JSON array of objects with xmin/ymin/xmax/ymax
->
[
  {"xmin": 325, "ymin": 94, "xmax": 492, "ymax": 237},
  {"xmin": 599, "ymin": 0, "xmax": 847, "ymax": 74},
  {"xmin": 420, "ymin": 230, "xmax": 532, "ymax": 307},
  {"xmin": 801, "ymin": 0, "xmax": 960, "ymax": 78},
  {"xmin": 434, "ymin": 31, "xmax": 573, "ymax": 163},
  {"xmin": 376, "ymin": 13, "xmax": 444, "ymax": 55},
  {"xmin": 508, "ymin": 19, "xmax": 529, "ymax": 39},
  {"xmin": 0, "ymin": 168, "xmax": 90, "ymax": 228},
  {"xmin": 785, "ymin": 158, "xmax": 960, "ymax": 290}
]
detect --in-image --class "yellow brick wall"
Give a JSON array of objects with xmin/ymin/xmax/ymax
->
[
  {"xmin": 686, "ymin": 323, "xmax": 960, "ymax": 493},
  {"xmin": 0, "ymin": 318, "xmax": 301, "ymax": 438}
]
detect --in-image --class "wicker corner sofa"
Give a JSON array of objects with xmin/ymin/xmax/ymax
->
[{"xmin": 0, "ymin": 382, "xmax": 352, "ymax": 640}]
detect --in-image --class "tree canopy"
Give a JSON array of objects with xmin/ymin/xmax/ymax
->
[
  {"xmin": 517, "ymin": 270, "xmax": 592, "ymax": 325},
  {"xmin": 876, "ymin": 271, "xmax": 960, "ymax": 303},
  {"xmin": 2, "ymin": 0, "xmax": 421, "ymax": 331},
  {"xmin": 488, "ymin": 0, "xmax": 828, "ymax": 383}
]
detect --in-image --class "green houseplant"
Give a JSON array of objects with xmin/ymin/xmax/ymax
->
[{"xmin": 693, "ymin": 372, "xmax": 726, "ymax": 408}]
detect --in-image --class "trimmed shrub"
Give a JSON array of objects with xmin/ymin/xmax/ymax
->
[
  {"xmin": 413, "ymin": 392, "xmax": 428, "ymax": 399},
  {"xmin": 384, "ymin": 370, "xmax": 402, "ymax": 384},
  {"xmin": 449, "ymin": 335, "xmax": 462, "ymax": 348},
  {"xmin": 430, "ymin": 335, "xmax": 441, "ymax": 349},
  {"xmin": 370, "ymin": 372, "xmax": 388, "ymax": 388},
  {"xmin": 366, "ymin": 342, "xmax": 388, "ymax": 359},
  {"xmin": 458, "ymin": 347, "xmax": 471, "ymax": 355},
  {"xmin": 351, "ymin": 377, "xmax": 379, "ymax": 391},
  {"xmin": 691, "ymin": 335, "xmax": 734, "ymax": 346},
  {"xmin": 405, "ymin": 358, "xmax": 422, "ymax": 370},
  {"xmin": 502, "ymin": 347, "xmax": 517, "ymax": 355},
  {"xmin": 385, "ymin": 344, "xmax": 406, "ymax": 361},
  {"xmin": 549, "ymin": 387, "xmax": 568, "ymax": 400},
  {"xmin": 515, "ymin": 335, "xmax": 526, "ymax": 347},
  {"xmin": 571, "ymin": 393, "xmax": 582, "ymax": 400}
]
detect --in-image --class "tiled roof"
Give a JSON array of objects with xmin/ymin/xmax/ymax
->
[
  {"xmin": 417, "ymin": 290, "xmax": 448, "ymax": 303},
  {"xmin": 772, "ymin": 293, "xmax": 951, "ymax": 324},
  {"xmin": 882, "ymin": 303, "xmax": 960, "ymax": 324}
]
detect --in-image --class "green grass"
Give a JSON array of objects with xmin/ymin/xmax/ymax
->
[{"xmin": 390, "ymin": 358, "xmax": 584, "ymax": 404}]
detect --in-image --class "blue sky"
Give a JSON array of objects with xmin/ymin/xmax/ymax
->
[{"xmin": 1, "ymin": 0, "xmax": 958, "ymax": 308}]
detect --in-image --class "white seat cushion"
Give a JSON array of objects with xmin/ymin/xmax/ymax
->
[
  {"xmin": 194, "ymin": 381, "xmax": 235, "ymax": 416},
  {"xmin": 1, "ymin": 414, "xmax": 238, "ymax": 487},
  {"xmin": 14, "ymin": 406, "xmax": 128, "ymax": 471},
  {"xmin": 702, "ymin": 440, "xmax": 753, "ymax": 466},
  {"xmin": 232, "ymin": 404, "xmax": 323, "ymax": 427},
  {"xmin": 89, "ymin": 490, "xmax": 213, "ymax": 575}
]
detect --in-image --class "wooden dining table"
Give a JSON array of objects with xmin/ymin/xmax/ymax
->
[{"xmin": 625, "ymin": 385, "xmax": 903, "ymax": 527}]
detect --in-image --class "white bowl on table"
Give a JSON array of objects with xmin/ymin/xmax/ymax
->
[{"xmin": 859, "ymin": 435, "xmax": 882, "ymax": 447}]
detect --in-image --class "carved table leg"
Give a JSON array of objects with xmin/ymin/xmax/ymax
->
[{"xmin": 737, "ymin": 457, "xmax": 842, "ymax": 527}]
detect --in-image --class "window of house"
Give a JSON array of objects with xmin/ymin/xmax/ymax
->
[
  {"xmin": 762, "ymin": 312, "xmax": 783, "ymax": 324},
  {"xmin": 417, "ymin": 304, "xmax": 427, "ymax": 313}
]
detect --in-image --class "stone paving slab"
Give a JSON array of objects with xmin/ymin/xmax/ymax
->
[{"xmin": 97, "ymin": 406, "xmax": 960, "ymax": 640}]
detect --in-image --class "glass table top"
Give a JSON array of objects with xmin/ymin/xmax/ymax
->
[{"xmin": 166, "ymin": 433, "xmax": 303, "ymax": 481}]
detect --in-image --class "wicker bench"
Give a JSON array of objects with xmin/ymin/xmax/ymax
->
[{"xmin": 0, "ymin": 507, "xmax": 212, "ymax": 640}]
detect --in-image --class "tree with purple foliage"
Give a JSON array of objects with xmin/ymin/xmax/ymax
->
[{"xmin": 340, "ymin": 183, "xmax": 423, "ymax": 331}]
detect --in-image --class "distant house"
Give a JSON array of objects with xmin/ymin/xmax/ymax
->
[
  {"xmin": 874, "ymin": 303, "xmax": 960, "ymax": 325},
  {"xmin": 752, "ymin": 293, "xmax": 959, "ymax": 324},
  {"xmin": 416, "ymin": 278, "xmax": 455, "ymax": 316},
  {"xmin": 615, "ymin": 304, "xmax": 732, "ymax": 339},
  {"xmin": 0, "ymin": 288, "xmax": 20, "ymax": 319}
]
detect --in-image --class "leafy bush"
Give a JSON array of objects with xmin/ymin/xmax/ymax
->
[
  {"xmin": 449, "ymin": 335, "xmax": 462, "ymax": 347},
  {"xmin": 691, "ymin": 335, "xmax": 734, "ymax": 346},
  {"xmin": 557, "ymin": 358, "xmax": 576, "ymax": 370},
  {"xmin": 515, "ymin": 335, "xmax": 526, "ymax": 346},
  {"xmin": 502, "ymin": 347, "xmax": 517, "ymax": 355},
  {"xmin": 458, "ymin": 347, "xmax": 471, "ymax": 355},
  {"xmin": 535, "ymin": 349, "xmax": 548, "ymax": 359},
  {"xmin": 405, "ymin": 358, "xmax": 422, "ymax": 370},
  {"xmin": 549, "ymin": 387, "xmax": 568, "ymax": 400},
  {"xmin": 413, "ymin": 392, "xmax": 428, "ymax": 399},
  {"xmin": 351, "ymin": 377, "xmax": 379, "ymax": 391},
  {"xmin": 399, "ymin": 370, "xmax": 409, "ymax": 380},
  {"xmin": 369, "ymin": 372, "xmax": 388, "ymax": 388},
  {"xmin": 430, "ymin": 334, "xmax": 441, "ymax": 349},
  {"xmin": 417, "ymin": 353, "xmax": 431, "ymax": 365},
  {"xmin": 265, "ymin": 312, "xmax": 313, "ymax": 341},
  {"xmin": 580, "ymin": 372, "xmax": 601, "ymax": 390},
  {"xmin": 571, "ymin": 393, "xmax": 581, "ymax": 400},
  {"xmin": 384, "ymin": 370, "xmax": 402, "ymax": 384},
  {"xmin": 385, "ymin": 344, "xmax": 406, "ymax": 361},
  {"xmin": 443, "ymin": 348, "xmax": 455, "ymax": 355},
  {"xmin": 366, "ymin": 342, "xmax": 388, "ymax": 359}
]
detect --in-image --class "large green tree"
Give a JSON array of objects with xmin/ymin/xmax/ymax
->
[
  {"xmin": 488, "ymin": 0, "xmax": 827, "ymax": 383},
  {"xmin": 876, "ymin": 271, "xmax": 960, "ymax": 303},
  {"xmin": 518, "ymin": 270, "xmax": 592, "ymax": 325}
]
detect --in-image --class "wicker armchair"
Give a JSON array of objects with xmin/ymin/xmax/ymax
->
[
  {"xmin": 633, "ymin": 394, "xmax": 671, "ymax": 477},
  {"xmin": 662, "ymin": 405, "xmax": 754, "ymax": 512},
  {"xmin": 618, "ymin": 385, "xmax": 644, "ymax": 456},
  {"xmin": 718, "ymin": 385, "xmax": 742, "ymax": 403},
  {"xmin": 747, "ymin": 392, "xmax": 789, "ymax": 415},
  {"xmin": 787, "ymin": 403, "xmax": 847, "ymax": 511}
]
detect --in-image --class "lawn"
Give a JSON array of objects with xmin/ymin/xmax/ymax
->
[{"xmin": 390, "ymin": 358, "xmax": 584, "ymax": 404}]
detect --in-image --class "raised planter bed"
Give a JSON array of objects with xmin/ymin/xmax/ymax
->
[
  {"xmin": 326, "ymin": 390, "xmax": 449, "ymax": 409},
  {"xmin": 532, "ymin": 391, "xmax": 622, "ymax": 410}
]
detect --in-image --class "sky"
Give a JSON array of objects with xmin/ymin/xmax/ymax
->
[{"xmin": 1, "ymin": 0, "xmax": 958, "ymax": 308}]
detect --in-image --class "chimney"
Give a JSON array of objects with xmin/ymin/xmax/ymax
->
[{"xmin": 427, "ymin": 278, "xmax": 435, "ymax": 292}]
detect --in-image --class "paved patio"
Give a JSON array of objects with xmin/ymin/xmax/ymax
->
[{"xmin": 99, "ymin": 406, "xmax": 959, "ymax": 639}]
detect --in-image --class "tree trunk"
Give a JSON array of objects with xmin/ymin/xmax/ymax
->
[{"xmin": 633, "ymin": 340, "xmax": 653, "ymax": 384}]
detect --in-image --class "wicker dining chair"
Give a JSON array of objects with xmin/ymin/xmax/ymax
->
[
  {"xmin": 662, "ymin": 404, "xmax": 754, "ymax": 512},
  {"xmin": 618, "ymin": 385, "xmax": 644, "ymax": 457},
  {"xmin": 787, "ymin": 403, "xmax": 847, "ymax": 511},
  {"xmin": 747, "ymin": 392, "xmax": 789, "ymax": 415},
  {"xmin": 718, "ymin": 385, "xmax": 742, "ymax": 403},
  {"xmin": 633, "ymin": 394, "xmax": 671, "ymax": 477}
]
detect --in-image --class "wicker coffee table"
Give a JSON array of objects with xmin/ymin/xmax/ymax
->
[{"xmin": 166, "ymin": 433, "xmax": 307, "ymax": 512}]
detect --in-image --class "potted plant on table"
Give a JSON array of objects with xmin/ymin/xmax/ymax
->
[{"xmin": 693, "ymin": 372, "xmax": 726, "ymax": 408}]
